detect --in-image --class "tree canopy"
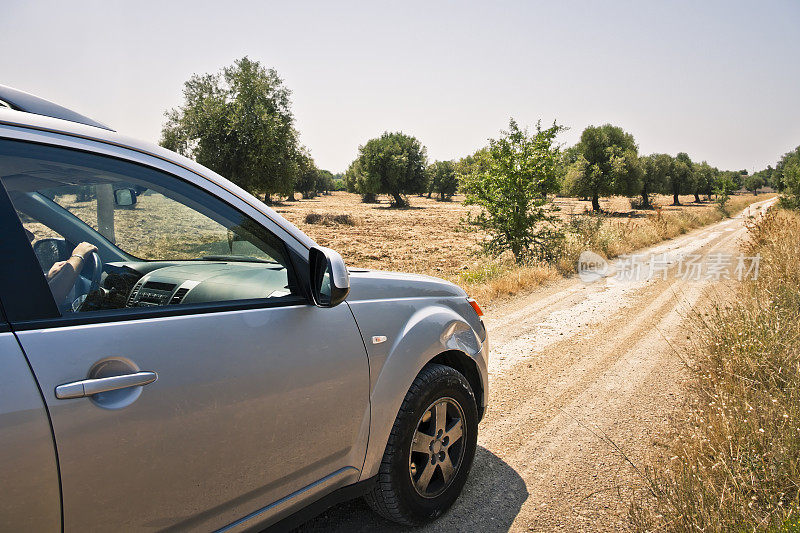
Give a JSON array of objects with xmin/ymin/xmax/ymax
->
[{"xmin": 160, "ymin": 57, "xmax": 299, "ymax": 203}]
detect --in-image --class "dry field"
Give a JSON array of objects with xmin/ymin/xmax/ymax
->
[{"xmin": 275, "ymin": 192, "xmax": 771, "ymax": 304}]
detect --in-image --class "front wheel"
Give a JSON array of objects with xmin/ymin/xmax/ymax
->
[{"xmin": 364, "ymin": 364, "xmax": 478, "ymax": 525}]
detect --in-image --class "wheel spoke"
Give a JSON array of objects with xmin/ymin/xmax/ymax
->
[
  {"xmin": 439, "ymin": 453, "xmax": 455, "ymax": 484},
  {"xmin": 415, "ymin": 460, "xmax": 436, "ymax": 493},
  {"xmin": 434, "ymin": 402, "xmax": 447, "ymax": 434},
  {"xmin": 445, "ymin": 418, "xmax": 463, "ymax": 444},
  {"xmin": 411, "ymin": 431, "xmax": 432, "ymax": 454}
]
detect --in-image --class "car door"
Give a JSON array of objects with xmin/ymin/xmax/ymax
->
[
  {"xmin": 0, "ymin": 137, "xmax": 371, "ymax": 531},
  {"xmin": 0, "ymin": 301, "xmax": 61, "ymax": 531}
]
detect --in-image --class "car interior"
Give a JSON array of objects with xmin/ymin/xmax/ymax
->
[{"xmin": 1, "ymin": 153, "xmax": 300, "ymax": 315}]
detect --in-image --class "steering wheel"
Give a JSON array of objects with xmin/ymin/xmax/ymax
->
[
  {"xmin": 65, "ymin": 251, "xmax": 103, "ymax": 313},
  {"xmin": 84, "ymin": 251, "xmax": 104, "ymax": 294}
]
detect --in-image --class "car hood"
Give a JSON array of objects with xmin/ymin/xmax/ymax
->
[{"xmin": 345, "ymin": 269, "xmax": 467, "ymax": 301}]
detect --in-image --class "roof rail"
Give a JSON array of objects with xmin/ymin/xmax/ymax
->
[{"xmin": 0, "ymin": 84, "xmax": 113, "ymax": 131}]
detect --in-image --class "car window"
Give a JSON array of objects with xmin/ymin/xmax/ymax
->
[
  {"xmin": 39, "ymin": 184, "xmax": 277, "ymax": 262},
  {"xmin": 0, "ymin": 139, "xmax": 300, "ymax": 316}
]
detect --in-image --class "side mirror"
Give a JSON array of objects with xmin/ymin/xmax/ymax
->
[
  {"xmin": 114, "ymin": 188, "xmax": 137, "ymax": 207},
  {"xmin": 309, "ymin": 246, "xmax": 350, "ymax": 308}
]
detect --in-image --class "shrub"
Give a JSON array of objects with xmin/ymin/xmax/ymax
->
[
  {"xmin": 304, "ymin": 212, "xmax": 359, "ymax": 226},
  {"xmin": 714, "ymin": 174, "xmax": 737, "ymax": 216},
  {"xmin": 461, "ymin": 118, "xmax": 564, "ymax": 264},
  {"xmin": 778, "ymin": 159, "xmax": 800, "ymax": 210}
]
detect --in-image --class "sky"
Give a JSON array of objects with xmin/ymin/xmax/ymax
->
[{"xmin": 2, "ymin": 1, "xmax": 799, "ymax": 174}]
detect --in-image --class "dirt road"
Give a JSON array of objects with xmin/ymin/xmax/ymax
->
[{"xmin": 297, "ymin": 199, "xmax": 776, "ymax": 532}]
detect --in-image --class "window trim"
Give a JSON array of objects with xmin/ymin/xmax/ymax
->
[
  {"xmin": 8, "ymin": 295, "xmax": 309, "ymax": 332},
  {"xmin": 0, "ymin": 177, "xmax": 60, "ymax": 321},
  {"xmin": 0, "ymin": 296, "xmax": 10, "ymax": 334},
  {"xmin": 0, "ymin": 138, "xmax": 314, "ymax": 329}
]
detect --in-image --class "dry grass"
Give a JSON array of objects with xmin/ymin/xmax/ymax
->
[
  {"xmin": 278, "ymin": 193, "xmax": 770, "ymax": 305},
  {"xmin": 631, "ymin": 208, "xmax": 800, "ymax": 532},
  {"xmin": 555, "ymin": 195, "xmax": 768, "ymax": 273},
  {"xmin": 454, "ymin": 260, "xmax": 559, "ymax": 304}
]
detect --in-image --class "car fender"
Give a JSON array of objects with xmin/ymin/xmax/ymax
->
[{"xmin": 347, "ymin": 300, "xmax": 487, "ymax": 480}]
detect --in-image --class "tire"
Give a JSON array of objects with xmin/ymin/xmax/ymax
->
[{"xmin": 364, "ymin": 363, "xmax": 478, "ymax": 525}]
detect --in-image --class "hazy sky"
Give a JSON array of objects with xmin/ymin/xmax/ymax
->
[{"xmin": 3, "ymin": 1, "xmax": 799, "ymax": 173}]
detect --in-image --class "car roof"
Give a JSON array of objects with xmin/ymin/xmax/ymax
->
[
  {"xmin": 0, "ymin": 105, "xmax": 189, "ymax": 166},
  {"xmin": 0, "ymin": 84, "xmax": 113, "ymax": 131}
]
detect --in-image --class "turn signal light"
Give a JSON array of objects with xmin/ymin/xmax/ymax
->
[{"xmin": 467, "ymin": 298, "xmax": 483, "ymax": 317}]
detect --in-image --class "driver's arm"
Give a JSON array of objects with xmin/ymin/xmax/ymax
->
[{"xmin": 46, "ymin": 242, "xmax": 98, "ymax": 303}]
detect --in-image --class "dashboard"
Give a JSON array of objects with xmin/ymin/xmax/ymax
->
[{"xmin": 103, "ymin": 261, "xmax": 293, "ymax": 310}]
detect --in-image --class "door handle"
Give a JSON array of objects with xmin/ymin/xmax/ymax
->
[{"xmin": 55, "ymin": 371, "xmax": 158, "ymax": 400}]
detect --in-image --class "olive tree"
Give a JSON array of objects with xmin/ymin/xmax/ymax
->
[
  {"xmin": 344, "ymin": 159, "xmax": 379, "ymax": 203},
  {"xmin": 563, "ymin": 124, "xmax": 640, "ymax": 211},
  {"xmin": 346, "ymin": 132, "xmax": 428, "ymax": 207},
  {"xmin": 692, "ymin": 161, "xmax": 717, "ymax": 201},
  {"xmin": 426, "ymin": 160, "xmax": 459, "ymax": 201},
  {"xmin": 294, "ymin": 150, "xmax": 319, "ymax": 199},
  {"xmin": 160, "ymin": 57, "xmax": 299, "ymax": 203},
  {"xmin": 743, "ymin": 172, "xmax": 764, "ymax": 195},
  {"xmin": 713, "ymin": 172, "xmax": 738, "ymax": 215},
  {"xmin": 639, "ymin": 153, "xmax": 672, "ymax": 208},
  {"xmin": 316, "ymin": 170, "xmax": 335, "ymax": 195},
  {"xmin": 461, "ymin": 119, "xmax": 564, "ymax": 264},
  {"xmin": 668, "ymin": 152, "xmax": 693, "ymax": 205}
]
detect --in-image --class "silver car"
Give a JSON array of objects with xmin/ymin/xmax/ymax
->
[{"xmin": 0, "ymin": 85, "xmax": 488, "ymax": 532}]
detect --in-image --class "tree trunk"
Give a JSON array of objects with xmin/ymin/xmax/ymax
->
[
  {"xmin": 672, "ymin": 187, "xmax": 680, "ymax": 206},
  {"xmin": 286, "ymin": 192, "xmax": 296, "ymax": 201},
  {"xmin": 96, "ymin": 184, "xmax": 116, "ymax": 244},
  {"xmin": 694, "ymin": 192, "xmax": 701, "ymax": 203},
  {"xmin": 391, "ymin": 192, "xmax": 407, "ymax": 207},
  {"xmin": 641, "ymin": 184, "xmax": 650, "ymax": 209},
  {"xmin": 591, "ymin": 194, "xmax": 600, "ymax": 212}
]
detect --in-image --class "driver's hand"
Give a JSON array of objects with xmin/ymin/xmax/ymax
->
[
  {"xmin": 73, "ymin": 242, "xmax": 98, "ymax": 258},
  {"xmin": 47, "ymin": 260, "xmax": 68, "ymax": 280}
]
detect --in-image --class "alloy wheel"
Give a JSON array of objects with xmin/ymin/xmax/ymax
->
[{"xmin": 408, "ymin": 397, "xmax": 466, "ymax": 498}]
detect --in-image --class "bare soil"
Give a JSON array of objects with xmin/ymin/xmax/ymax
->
[{"xmin": 296, "ymin": 198, "xmax": 776, "ymax": 532}]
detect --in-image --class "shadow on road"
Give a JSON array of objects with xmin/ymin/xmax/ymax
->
[{"xmin": 294, "ymin": 445, "xmax": 528, "ymax": 532}]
